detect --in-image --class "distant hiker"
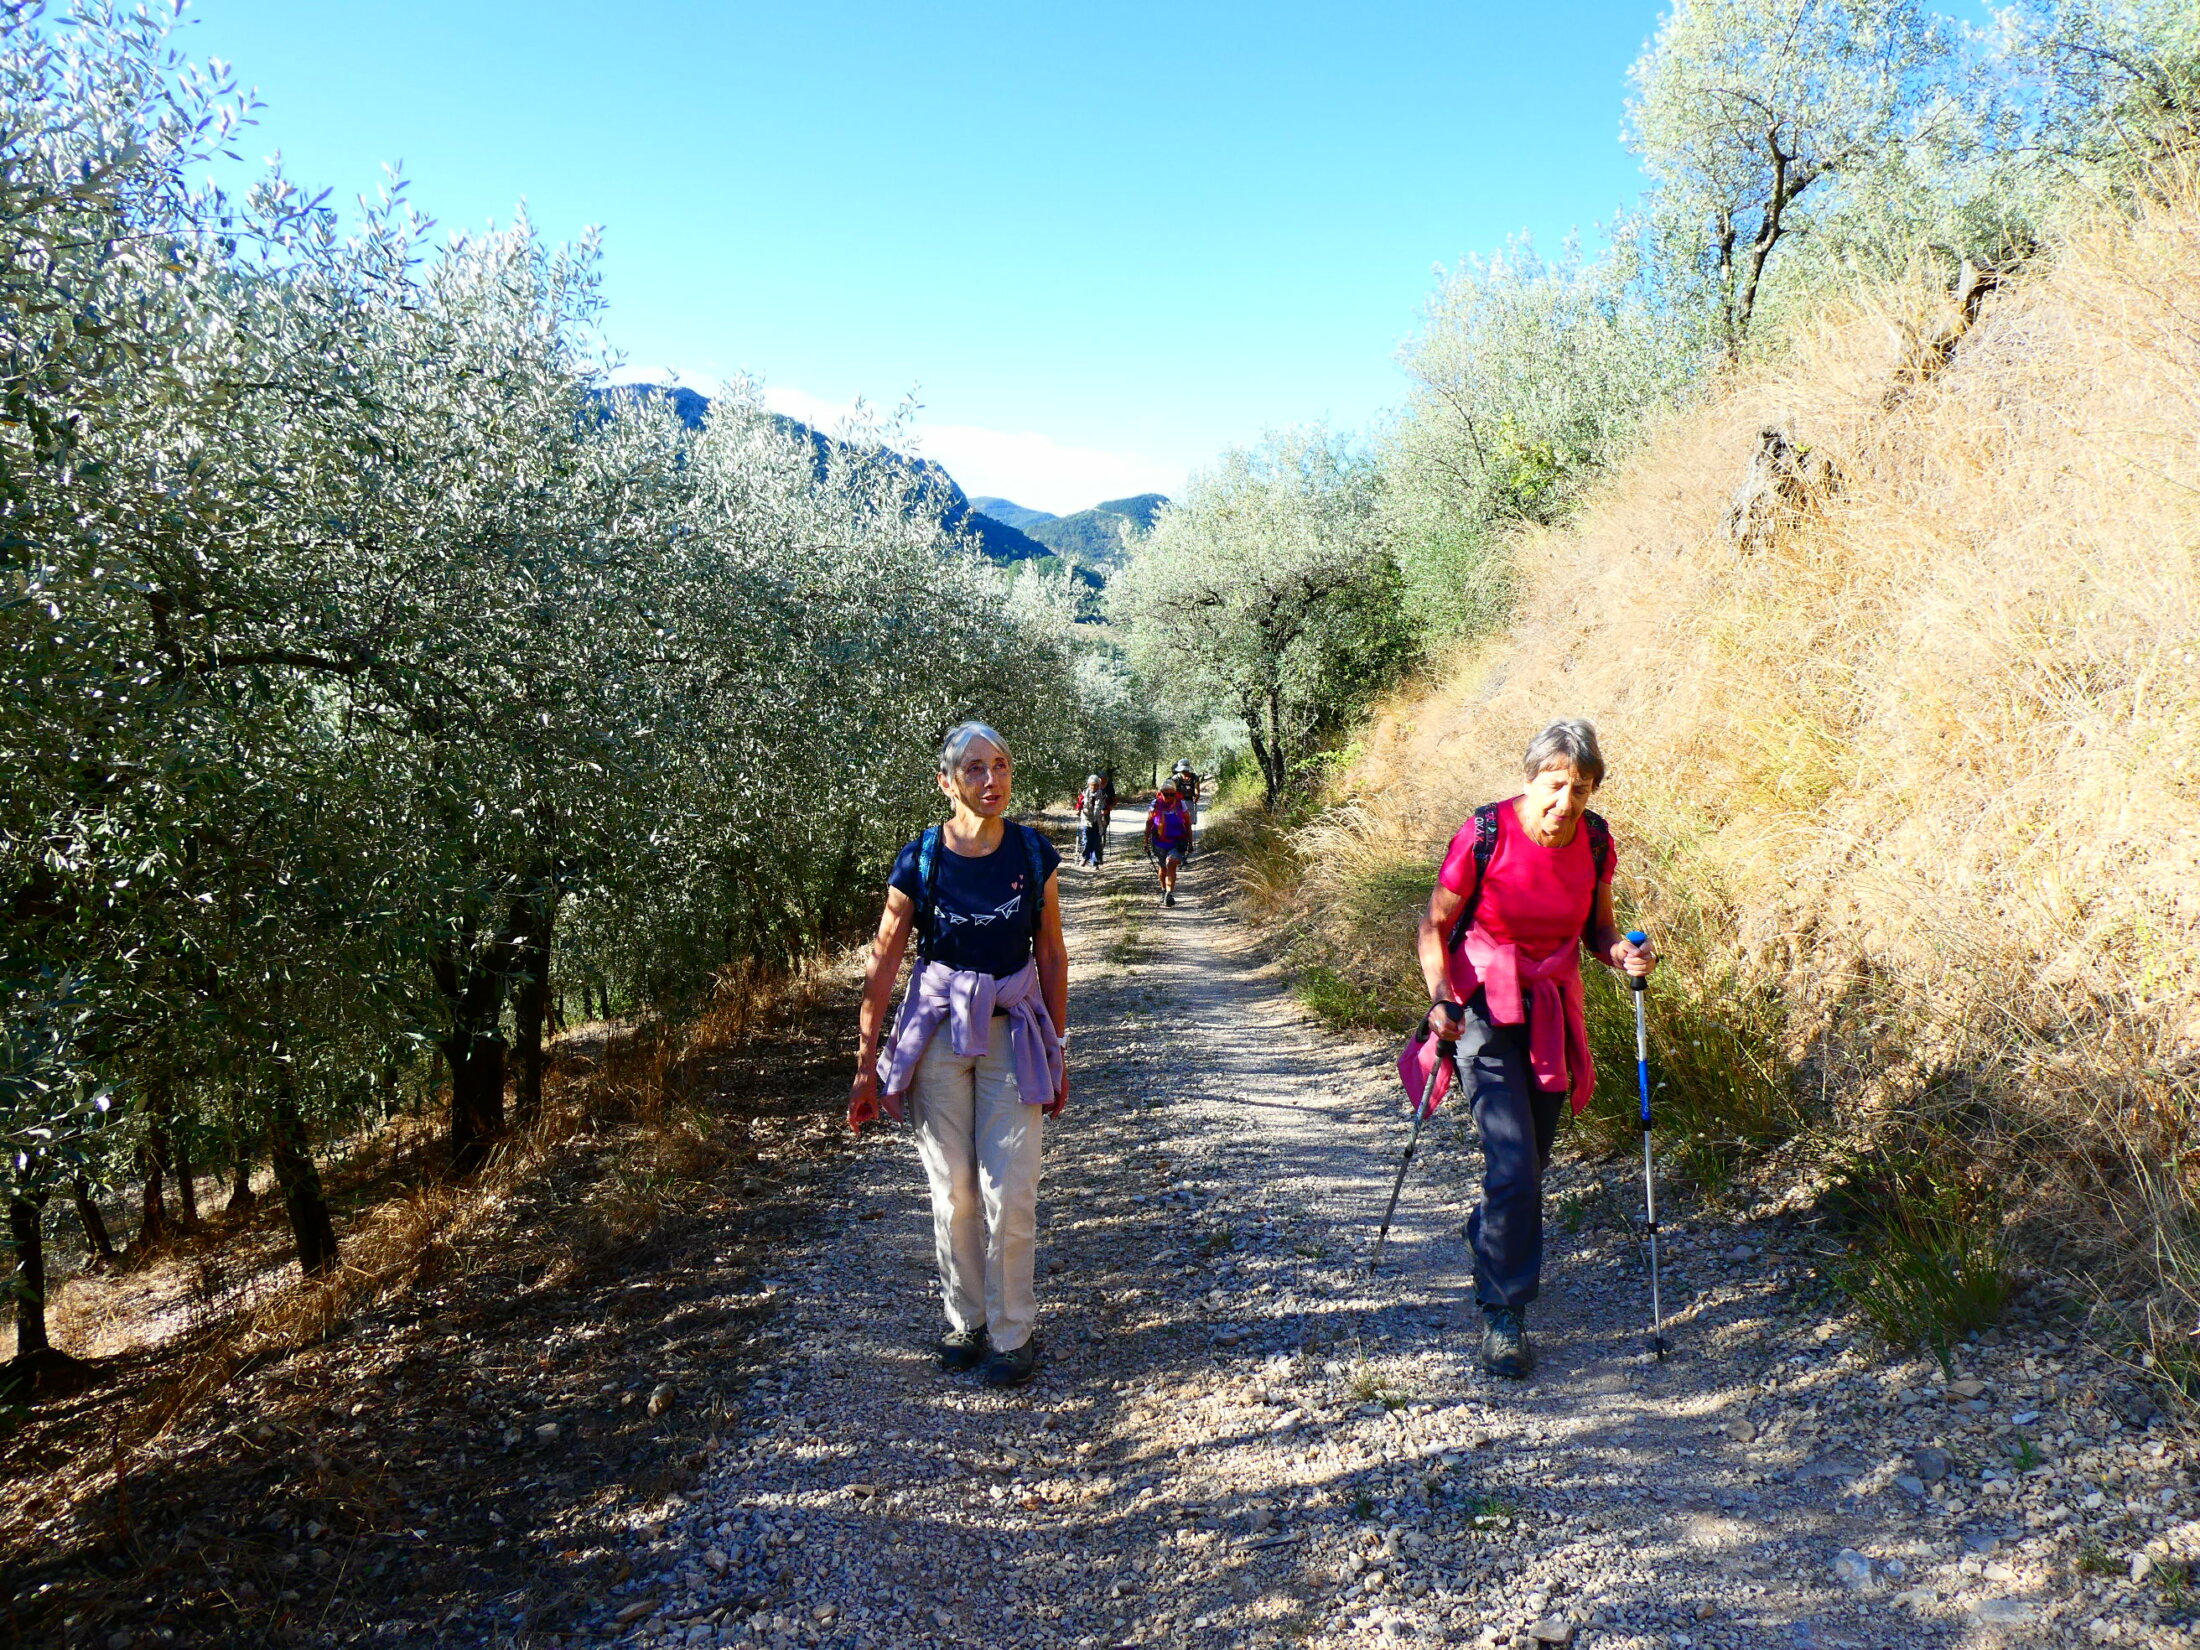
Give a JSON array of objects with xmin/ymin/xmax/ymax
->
[
  {"xmin": 1171, "ymin": 758, "xmax": 1201, "ymax": 853},
  {"xmin": 1077, "ymin": 772, "xmax": 1111, "ymax": 868},
  {"xmin": 846, "ymin": 721, "xmax": 1069, "ymax": 1388},
  {"xmin": 1401, "ymin": 719, "xmax": 1655, "ymax": 1378},
  {"xmin": 1145, "ymin": 778, "xmax": 1191, "ymax": 907}
]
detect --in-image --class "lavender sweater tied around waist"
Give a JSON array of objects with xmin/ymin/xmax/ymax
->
[{"xmin": 877, "ymin": 958, "xmax": 1063, "ymax": 1107}]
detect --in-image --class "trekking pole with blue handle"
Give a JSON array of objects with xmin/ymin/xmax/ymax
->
[{"xmin": 1628, "ymin": 930, "xmax": 1669, "ymax": 1360}]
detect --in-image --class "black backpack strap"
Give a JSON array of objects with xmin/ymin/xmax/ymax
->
[
  {"xmin": 913, "ymin": 825, "xmax": 943, "ymax": 962},
  {"xmin": 1019, "ymin": 822, "xmax": 1050, "ymax": 948},
  {"xmin": 1444, "ymin": 802, "xmax": 1504, "ymax": 954},
  {"xmin": 1580, "ymin": 810, "xmax": 1612, "ymax": 947}
]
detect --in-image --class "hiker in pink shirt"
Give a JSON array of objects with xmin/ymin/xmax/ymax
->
[
  {"xmin": 1145, "ymin": 780, "xmax": 1192, "ymax": 907},
  {"xmin": 1406, "ymin": 719, "xmax": 1656, "ymax": 1378}
]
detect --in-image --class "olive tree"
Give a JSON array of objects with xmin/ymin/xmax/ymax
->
[
  {"xmin": 1111, "ymin": 429, "xmax": 1415, "ymax": 809},
  {"xmin": 1384, "ymin": 238, "xmax": 1700, "ymax": 633},
  {"xmin": 1994, "ymin": 0, "xmax": 2200, "ymax": 166},
  {"xmin": 1627, "ymin": 0, "xmax": 1968, "ymax": 357}
]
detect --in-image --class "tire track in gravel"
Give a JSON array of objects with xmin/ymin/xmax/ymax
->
[{"xmin": 592, "ymin": 811, "xmax": 2105, "ymax": 1650}]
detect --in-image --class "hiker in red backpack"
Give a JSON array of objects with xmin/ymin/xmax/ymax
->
[
  {"xmin": 1171, "ymin": 758, "xmax": 1201, "ymax": 856},
  {"xmin": 845, "ymin": 721, "xmax": 1069, "ymax": 1389},
  {"xmin": 1404, "ymin": 719, "xmax": 1655, "ymax": 1379},
  {"xmin": 1145, "ymin": 778, "xmax": 1192, "ymax": 907}
]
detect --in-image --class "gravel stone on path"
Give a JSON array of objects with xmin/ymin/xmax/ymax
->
[{"xmin": 566, "ymin": 808, "xmax": 2200, "ymax": 1650}]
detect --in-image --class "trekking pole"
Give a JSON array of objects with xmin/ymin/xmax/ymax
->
[
  {"xmin": 1628, "ymin": 930, "xmax": 1669, "ymax": 1360},
  {"xmin": 1373, "ymin": 1042, "xmax": 1456, "ymax": 1270}
]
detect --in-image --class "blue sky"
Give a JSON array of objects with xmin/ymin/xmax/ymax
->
[{"xmin": 185, "ymin": 0, "xmax": 1667, "ymax": 513}]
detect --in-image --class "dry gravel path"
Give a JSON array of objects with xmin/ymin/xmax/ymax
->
[{"xmin": 584, "ymin": 812, "xmax": 2199, "ymax": 1650}]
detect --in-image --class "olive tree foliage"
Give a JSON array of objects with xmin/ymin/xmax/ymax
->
[
  {"xmin": 1374, "ymin": 0, "xmax": 2200, "ymax": 670},
  {"xmin": 1625, "ymin": 0, "xmax": 1973, "ymax": 359},
  {"xmin": 1066, "ymin": 644, "xmax": 1166, "ymax": 785},
  {"xmin": 1383, "ymin": 240, "xmax": 1700, "ymax": 634},
  {"xmin": 571, "ymin": 402, "xmax": 1097, "ymax": 1011},
  {"xmin": 1111, "ymin": 429, "xmax": 1417, "ymax": 810},
  {"xmin": 1625, "ymin": 0, "xmax": 2200, "ymax": 361},
  {"xmin": 0, "ymin": 6, "xmax": 1100, "ymax": 1326},
  {"xmin": 1991, "ymin": 0, "xmax": 2200, "ymax": 167}
]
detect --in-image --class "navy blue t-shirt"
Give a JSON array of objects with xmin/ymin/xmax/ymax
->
[{"xmin": 889, "ymin": 824, "xmax": 1061, "ymax": 978}]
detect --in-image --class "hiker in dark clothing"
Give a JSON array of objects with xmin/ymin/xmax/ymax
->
[
  {"xmin": 1076, "ymin": 773, "xmax": 1111, "ymax": 868},
  {"xmin": 1171, "ymin": 759, "xmax": 1201, "ymax": 856}
]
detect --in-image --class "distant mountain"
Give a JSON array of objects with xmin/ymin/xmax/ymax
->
[
  {"xmin": 1022, "ymin": 493, "xmax": 1169, "ymax": 571},
  {"xmin": 609, "ymin": 386, "xmax": 1099, "ymax": 588},
  {"xmin": 969, "ymin": 496, "xmax": 1058, "ymax": 533}
]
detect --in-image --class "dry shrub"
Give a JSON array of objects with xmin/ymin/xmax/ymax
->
[
  {"xmin": 1199, "ymin": 803, "xmax": 1306, "ymax": 926},
  {"xmin": 1305, "ymin": 170, "xmax": 2200, "ymax": 1310}
]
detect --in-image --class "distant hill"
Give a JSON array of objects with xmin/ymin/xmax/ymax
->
[
  {"xmin": 1022, "ymin": 493, "xmax": 1169, "ymax": 571},
  {"xmin": 609, "ymin": 386, "xmax": 1099, "ymax": 588},
  {"xmin": 968, "ymin": 496, "xmax": 1057, "ymax": 533}
]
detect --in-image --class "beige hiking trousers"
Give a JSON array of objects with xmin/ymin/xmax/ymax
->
[{"xmin": 910, "ymin": 1018, "xmax": 1045, "ymax": 1353}]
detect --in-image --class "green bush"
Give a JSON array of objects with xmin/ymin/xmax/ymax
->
[
  {"xmin": 1294, "ymin": 965, "xmax": 1404, "ymax": 1033},
  {"xmin": 1825, "ymin": 1147, "xmax": 2012, "ymax": 1371},
  {"xmin": 1572, "ymin": 950, "xmax": 1797, "ymax": 1193}
]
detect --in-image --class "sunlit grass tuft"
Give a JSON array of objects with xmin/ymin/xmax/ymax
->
[{"xmin": 1824, "ymin": 1144, "xmax": 2012, "ymax": 1372}]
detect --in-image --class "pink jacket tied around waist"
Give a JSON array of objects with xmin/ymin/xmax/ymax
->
[
  {"xmin": 878, "ymin": 958, "xmax": 1063, "ymax": 1108},
  {"xmin": 1398, "ymin": 927, "xmax": 1596, "ymax": 1118}
]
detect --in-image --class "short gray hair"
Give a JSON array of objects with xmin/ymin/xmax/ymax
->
[
  {"xmin": 938, "ymin": 720, "xmax": 1011, "ymax": 775},
  {"xmin": 1522, "ymin": 718, "xmax": 1605, "ymax": 786}
]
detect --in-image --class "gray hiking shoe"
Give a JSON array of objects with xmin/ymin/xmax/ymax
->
[
  {"xmin": 1480, "ymin": 1307, "xmax": 1533, "ymax": 1379},
  {"xmin": 938, "ymin": 1325, "xmax": 989, "ymax": 1373},
  {"xmin": 980, "ymin": 1337, "xmax": 1040, "ymax": 1388}
]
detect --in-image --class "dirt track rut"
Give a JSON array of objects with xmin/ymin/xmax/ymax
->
[{"xmin": 589, "ymin": 810, "xmax": 2164, "ymax": 1650}]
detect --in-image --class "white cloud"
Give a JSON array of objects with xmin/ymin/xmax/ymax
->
[
  {"xmin": 606, "ymin": 366, "xmax": 1182, "ymax": 516},
  {"xmin": 906, "ymin": 421, "xmax": 1181, "ymax": 516}
]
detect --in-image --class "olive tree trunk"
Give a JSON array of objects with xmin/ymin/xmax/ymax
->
[
  {"xmin": 7, "ymin": 1194, "xmax": 51, "ymax": 1359},
  {"xmin": 509, "ymin": 887, "xmax": 556, "ymax": 1130},
  {"xmin": 71, "ymin": 1180, "xmax": 117, "ymax": 1268},
  {"xmin": 265, "ymin": 1074, "xmax": 339, "ymax": 1276}
]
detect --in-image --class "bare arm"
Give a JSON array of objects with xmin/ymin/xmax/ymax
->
[
  {"xmin": 1417, "ymin": 882, "xmax": 1467, "ymax": 1042},
  {"xmin": 1034, "ymin": 869, "xmax": 1070, "ymax": 1114},
  {"xmin": 1587, "ymin": 882, "xmax": 1656, "ymax": 977},
  {"xmin": 847, "ymin": 886, "xmax": 917, "ymax": 1132}
]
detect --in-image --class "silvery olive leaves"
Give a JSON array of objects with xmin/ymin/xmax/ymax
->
[{"xmin": 0, "ymin": 4, "xmax": 1106, "ymax": 1282}]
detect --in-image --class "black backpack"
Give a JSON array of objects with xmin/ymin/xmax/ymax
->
[
  {"xmin": 910, "ymin": 822, "xmax": 1051, "ymax": 964},
  {"xmin": 1445, "ymin": 802, "xmax": 1611, "ymax": 954}
]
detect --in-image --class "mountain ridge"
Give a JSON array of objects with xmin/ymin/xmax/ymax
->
[
  {"xmin": 609, "ymin": 385, "xmax": 1101, "ymax": 588},
  {"xmin": 971, "ymin": 492, "xmax": 1169, "ymax": 572}
]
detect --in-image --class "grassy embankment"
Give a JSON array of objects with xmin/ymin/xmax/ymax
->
[{"xmin": 1225, "ymin": 175, "xmax": 2200, "ymax": 1375}]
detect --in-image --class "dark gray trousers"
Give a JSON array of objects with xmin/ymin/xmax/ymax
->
[{"xmin": 1459, "ymin": 990, "xmax": 1566, "ymax": 1310}]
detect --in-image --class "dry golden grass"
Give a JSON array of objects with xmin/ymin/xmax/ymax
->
[
  {"xmin": 1304, "ymin": 171, "xmax": 2200, "ymax": 1301},
  {"xmin": 66, "ymin": 950, "xmax": 853, "ymax": 1447}
]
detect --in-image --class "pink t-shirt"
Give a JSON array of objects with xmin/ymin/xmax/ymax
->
[{"xmin": 1437, "ymin": 798, "xmax": 1615, "ymax": 954}]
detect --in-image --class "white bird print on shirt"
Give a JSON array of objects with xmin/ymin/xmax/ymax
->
[{"xmin": 935, "ymin": 893, "xmax": 1023, "ymax": 929}]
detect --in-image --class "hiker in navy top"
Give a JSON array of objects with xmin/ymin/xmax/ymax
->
[
  {"xmin": 885, "ymin": 811, "xmax": 1063, "ymax": 976},
  {"xmin": 847, "ymin": 721, "xmax": 1068, "ymax": 1389}
]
